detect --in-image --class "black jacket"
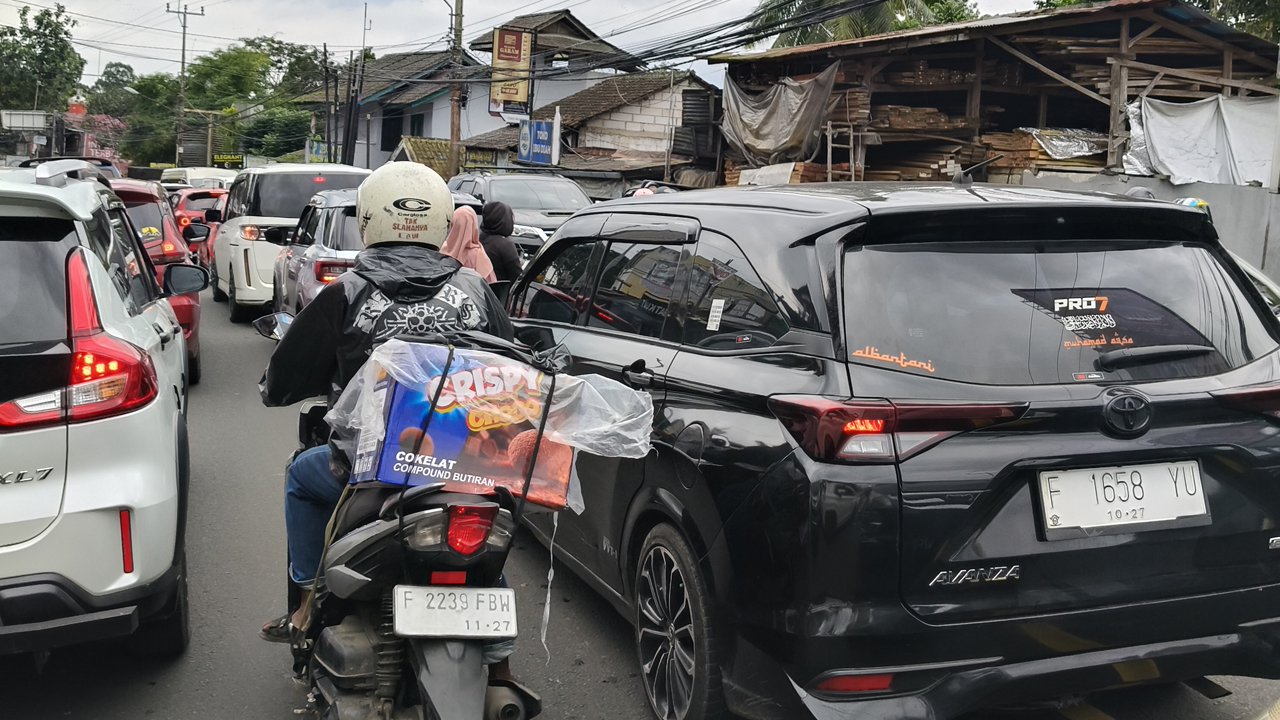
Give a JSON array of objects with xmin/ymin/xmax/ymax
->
[
  {"xmin": 260, "ymin": 243, "xmax": 514, "ymax": 409},
  {"xmin": 479, "ymin": 201, "xmax": 524, "ymax": 283}
]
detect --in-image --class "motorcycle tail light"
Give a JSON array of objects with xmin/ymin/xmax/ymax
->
[
  {"xmin": 430, "ymin": 571, "xmax": 467, "ymax": 585},
  {"xmin": 447, "ymin": 504, "xmax": 498, "ymax": 555}
]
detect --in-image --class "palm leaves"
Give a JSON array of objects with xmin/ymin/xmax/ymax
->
[{"xmin": 750, "ymin": 0, "xmax": 938, "ymax": 47}]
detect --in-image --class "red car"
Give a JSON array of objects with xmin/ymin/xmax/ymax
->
[
  {"xmin": 169, "ymin": 187, "xmax": 227, "ymax": 269},
  {"xmin": 109, "ymin": 179, "xmax": 204, "ymax": 384}
]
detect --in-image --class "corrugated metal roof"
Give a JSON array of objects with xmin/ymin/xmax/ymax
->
[{"xmin": 705, "ymin": 0, "xmax": 1276, "ymax": 63}]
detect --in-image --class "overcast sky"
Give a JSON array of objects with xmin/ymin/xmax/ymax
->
[{"xmin": 0, "ymin": 0, "xmax": 1038, "ymax": 89}]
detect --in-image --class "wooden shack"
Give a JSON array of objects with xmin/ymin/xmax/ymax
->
[{"xmin": 707, "ymin": 0, "xmax": 1278, "ymax": 183}]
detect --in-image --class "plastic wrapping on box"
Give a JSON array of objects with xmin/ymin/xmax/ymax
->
[
  {"xmin": 1017, "ymin": 127, "xmax": 1108, "ymax": 160},
  {"xmin": 327, "ymin": 339, "xmax": 653, "ymax": 510},
  {"xmin": 1123, "ymin": 101, "xmax": 1156, "ymax": 177}
]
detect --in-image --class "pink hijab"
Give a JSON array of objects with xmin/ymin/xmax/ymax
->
[{"xmin": 439, "ymin": 206, "xmax": 495, "ymax": 282}]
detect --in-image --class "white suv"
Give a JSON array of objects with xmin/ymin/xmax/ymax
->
[
  {"xmin": 211, "ymin": 163, "xmax": 368, "ymax": 322},
  {"xmin": 0, "ymin": 161, "xmax": 208, "ymax": 657}
]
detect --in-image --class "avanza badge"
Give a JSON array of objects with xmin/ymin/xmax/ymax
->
[{"xmin": 929, "ymin": 565, "xmax": 1020, "ymax": 587}]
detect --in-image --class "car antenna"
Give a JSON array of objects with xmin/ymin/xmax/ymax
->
[{"xmin": 951, "ymin": 154, "xmax": 1005, "ymax": 185}]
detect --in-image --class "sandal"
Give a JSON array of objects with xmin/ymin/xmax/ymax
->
[{"xmin": 259, "ymin": 614, "xmax": 292, "ymax": 643}]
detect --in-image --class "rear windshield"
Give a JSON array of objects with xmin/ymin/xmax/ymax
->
[
  {"xmin": 0, "ymin": 217, "xmax": 77, "ymax": 344},
  {"xmin": 183, "ymin": 194, "xmax": 222, "ymax": 211},
  {"xmin": 489, "ymin": 178, "xmax": 590, "ymax": 213},
  {"xmin": 335, "ymin": 209, "xmax": 362, "ymax": 250},
  {"xmin": 252, "ymin": 173, "xmax": 367, "ymax": 218},
  {"xmin": 844, "ymin": 241, "xmax": 1278, "ymax": 385},
  {"xmin": 123, "ymin": 202, "xmax": 165, "ymax": 247}
]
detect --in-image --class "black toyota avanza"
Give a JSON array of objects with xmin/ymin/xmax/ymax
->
[{"xmin": 508, "ymin": 183, "xmax": 1280, "ymax": 720}]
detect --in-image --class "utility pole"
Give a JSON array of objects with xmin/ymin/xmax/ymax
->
[
  {"xmin": 167, "ymin": 3, "xmax": 205, "ymax": 166},
  {"xmin": 448, "ymin": 0, "xmax": 464, "ymax": 177},
  {"xmin": 323, "ymin": 43, "xmax": 331, "ymax": 163}
]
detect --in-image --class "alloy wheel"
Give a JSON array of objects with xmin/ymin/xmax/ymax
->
[{"xmin": 637, "ymin": 545, "xmax": 696, "ymax": 720}]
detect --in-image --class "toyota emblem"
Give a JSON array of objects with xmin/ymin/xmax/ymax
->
[{"xmin": 1103, "ymin": 391, "xmax": 1152, "ymax": 437}]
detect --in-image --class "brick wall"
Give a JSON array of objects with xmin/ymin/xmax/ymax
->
[{"xmin": 577, "ymin": 80, "xmax": 698, "ymax": 153}]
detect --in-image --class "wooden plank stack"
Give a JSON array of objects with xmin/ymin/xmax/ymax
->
[
  {"xmin": 864, "ymin": 143, "xmax": 986, "ymax": 181},
  {"xmin": 870, "ymin": 105, "xmax": 971, "ymax": 131},
  {"xmin": 980, "ymin": 131, "xmax": 1041, "ymax": 168},
  {"xmin": 721, "ymin": 161, "xmax": 849, "ymax": 186},
  {"xmin": 828, "ymin": 86, "xmax": 872, "ymax": 126}
]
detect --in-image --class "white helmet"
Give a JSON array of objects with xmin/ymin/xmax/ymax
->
[{"xmin": 356, "ymin": 162, "xmax": 453, "ymax": 249}]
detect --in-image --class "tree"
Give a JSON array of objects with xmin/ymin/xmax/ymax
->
[
  {"xmin": 0, "ymin": 4, "xmax": 85, "ymax": 111},
  {"xmin": 241, "ymin": 107, "xmax": 311, "ymax": 157},
  {"xmin": 1190, "ymin": 0, "xmax": 1280, "ymax": 42},
  {"xmin": 185, "ymin": 45, "xmax": 273, "ymax": 110},
  {"xmin": 752, "ymin": 0, "xmax": 977, "ymax": 46},
  {"xmin": 86, "ymin": 61, "xmax": 138, "ymax": 118},
  {"xmin": 118, "ymin": 73, "xmax": 179, "ymax": 166},
  {"xmin": 240, "ymin": 37, "xmax": 328, "ymax": 99}
]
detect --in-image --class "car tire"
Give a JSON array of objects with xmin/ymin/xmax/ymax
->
[
  {"xmin": 228, "ymin": 278, "xmax": 253, "ymax": 324},
  {"xmin": 187, "ymin": 349, "xmax": 201, "ymax": 386},
  {"xmin": 128, "ymin": 555, "xmax": 190, "ymax": 658},
  {"xmin": 210, "ymin": 262, "xmax": 227, "ymax": 302},
  {"xmin": 634, "ymin": 524, "xmax": 725, "ymax": 720}
]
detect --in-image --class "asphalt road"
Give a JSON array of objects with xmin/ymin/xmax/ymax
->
[{"xmin": 3, "ymin": 290, "xmax": 1279, "ymax": 720}]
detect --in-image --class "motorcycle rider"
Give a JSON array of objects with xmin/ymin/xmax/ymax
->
[{"xmin": 257, "ymin": 162, "xmax": 514, "ymax": 671}]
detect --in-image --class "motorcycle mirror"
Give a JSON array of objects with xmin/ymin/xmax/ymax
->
[{"xmin": 252, "ymin": 312, "xmax": 295, "ymax": 341}]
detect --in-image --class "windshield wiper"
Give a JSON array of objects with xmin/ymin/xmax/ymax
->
[{"xmin": 1097, "ymin": 344, "xmax": 1214, "ymax": 370}]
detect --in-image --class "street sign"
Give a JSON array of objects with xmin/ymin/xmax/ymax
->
[
  {"xmin": 490, "ymin": 27, "xmax": 532, "ymax": 116},
  {"xmin": 212, "ymin": 153, "xmax": 245, "ymax": 170},
  {"xmin": 517, "ymin": 120, "xmax": 553, "ymax": 165}
]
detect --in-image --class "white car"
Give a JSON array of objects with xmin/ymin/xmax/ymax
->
[
  {"xmin": 0, "ymin": 161, "xmax": 208, "ymax": 657},
  {"xmin": 211, "ymin": 163, "xmax": 369, "ymax": 322}
]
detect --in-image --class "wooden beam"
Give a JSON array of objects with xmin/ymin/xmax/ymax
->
[
  {"xmin": 1139, "ymin": 71, "xmax": 1165, "ymax": 97},
  {"xmin": 983, "ymin": 34, "xmax": 1109, "ymax": 105},
  {"xmin": 1130, "ymin": 22, "xmax": 1161, "ymax": 47},
  {"xmin": 1037, "ymin": 92, "xmax": 1048, "ymax": 127},
  {"xmin": 1222, "ymin": 50, "xmax": 1233, "ymax": 96},
  {"xmin": 1142, "ymin": 11, "xmax": 1276, "ymax": 71},
  {"xmin": 1109, "ymin": 57, "xmax": 1280, "ymax": 95},
  {"xmin": 1108, "ymin": 17, "xmax": 1129, "ymax": 168},
  {"xmin": 967, "ymin": 37, "xmax": 984, "ymax": 138}
]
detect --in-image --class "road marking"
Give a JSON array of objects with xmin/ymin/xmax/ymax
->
[{"xmin": 1060, "ymin": 703, "xmax": 1117, "ymax": 720}]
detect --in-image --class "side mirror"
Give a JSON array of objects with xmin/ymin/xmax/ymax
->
[
  {"xmin": 162, "ymin": 263, "xmax": 210, "ymax": 296},
  {"xmin": 253, "ymin": 312, "xmax": 295, "ymax": 341},
  {"xmin": 263, "ymin": 226, "xmax": 290, "ymax": 245},
  {"xmin": 182, "ymin": 223, "xmax": 210, "ymax": 242},
  {"xmin": 203, "ymin": 208, "xmax": 221, "ymax": 224}
]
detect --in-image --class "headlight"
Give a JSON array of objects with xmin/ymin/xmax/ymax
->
[{"xmin": 511, "ymin": 224, "xmax": 548, "ymax": 242}]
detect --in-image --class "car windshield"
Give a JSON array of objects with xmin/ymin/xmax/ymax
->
[
  {"xmin": 124, "ymin": 202, "xmax": 165, "ymax": 246},
  {"xmin": 0, "ymin": 216, "xmax": 76, "ymax": 344},
  {"xmin": 251, "ymin": 173, "xmax": 367, "ymax": 218},
  {"xmin": 488, "ymin": 178, "xmax": 590, "ymax": 213},
  {"xmin": 183, "ymin": 194, "xmax": 223, "ymax": 211},
  {"xmin": 336, "ymin": 210, "xmax": 362, "ymax": 250},
  {"xmin": 844, "ymin": 240, "xmax": 1278, "ymax": 385}
]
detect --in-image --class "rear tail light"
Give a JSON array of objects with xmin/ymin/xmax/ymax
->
[
  {"xmin": 0, "ymin": 249, "xmax": 158, "ymax": 432},
  {"xmin": 447, "ymin": 504, "xmax": 499, "ymax": 555},
  {"xmin": 153, "ymin": 239, "xmax": 188, "ymax": 265},
  {"xmin": 239, "ymin": 224, "xmax": 260, "ymax": 241},
  {"xmin": 315, "ymin": 259, "xmax": 353, "ymax": 283},
  {"xmin": 176, "ymin": 214, "xmax": 191, "ymax": 227},
  {"xmin": 768, "ymin": 395, "xmax": 1028, "ymax": 463},
  {"xmin": 813, "ymin": 672, "xmax": 894, "ymax": 694},
  {"xmin": 430, "ymin": 571, "xmax": 467, "ymax": 585}
]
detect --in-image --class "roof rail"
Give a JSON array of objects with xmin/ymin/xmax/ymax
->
[{"xmin": 34, "ymin": 159, "xmax": 111, "ymax": 189}]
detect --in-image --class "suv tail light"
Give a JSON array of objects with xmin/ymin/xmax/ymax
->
[
  {"xmin": 1212, "ymin": 382, "xmax": 1280, "ymax": 418},
  {"xmin": 176, "ymin": 213, "xmax": 191, "ymax": 228},
  {"xmin": 315, "ymin": 259, "xmax": 354, "ymax": 283},
  {"xmin": 0, "ymin": 249, "xmax": 157, "ymax": 431},
  {"xmin": 768, "ymin": 395, "xmax": 1028, "ymax": 463},
  {"xmin": 447, "ymin": 504, "xmax": 499, "ymax": 554},
  {"xmin": 152, "ymin": 239, "xmax": 188, "ymax": 264}
]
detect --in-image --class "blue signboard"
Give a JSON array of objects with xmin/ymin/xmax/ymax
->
[{"xmin": 517, "ymin": 119, "xmax": 553, "ymax": 165}]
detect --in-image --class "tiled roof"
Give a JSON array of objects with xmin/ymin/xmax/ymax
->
[{"xmin": 463, "ymin": 71, "xmax": 696, "ymax": 149}]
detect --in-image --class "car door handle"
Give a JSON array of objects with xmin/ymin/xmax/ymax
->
[{"xmin": 623, "ymin": 369, "xmax": 653, "ymax": 388}]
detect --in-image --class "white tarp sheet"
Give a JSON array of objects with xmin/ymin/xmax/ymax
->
[{"xmin": 1142, "ymin": 95, "xmax": 1277, "ymax": 186}]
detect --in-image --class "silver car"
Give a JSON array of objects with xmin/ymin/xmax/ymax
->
[{"xmin": 272, "ymin": 189, "xmax": 486, "ymax": 313}]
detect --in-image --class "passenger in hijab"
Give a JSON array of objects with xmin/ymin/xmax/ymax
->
[
  {"xmin": 478, "ymin": 201, "xmax": 524, "ymax": 283},
  {"xmin": 439, "ymin": 205, "xmax": 495, "ymax": 282}
]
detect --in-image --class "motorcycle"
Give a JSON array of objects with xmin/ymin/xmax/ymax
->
[{"xmin": 254, "ymin": 312, "xmax": 543, "ymax": 720}]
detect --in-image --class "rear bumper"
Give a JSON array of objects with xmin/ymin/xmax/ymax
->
[
  {"xmin": 0, "ymin": 563, "xmax": 180, "ymax": 655},
  {"xmin": 724, "ymin": 583, "xmax": 1280, "ymax": 720}
]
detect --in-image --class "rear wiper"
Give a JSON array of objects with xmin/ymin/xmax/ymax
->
[{"xmin": 1097, "ymin": 344, "xmax": 1214, "ymax": 370}]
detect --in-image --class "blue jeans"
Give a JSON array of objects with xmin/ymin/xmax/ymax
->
[{"xmin": 285, "ymin": 445, "xmax": 344, "ymax": 585}]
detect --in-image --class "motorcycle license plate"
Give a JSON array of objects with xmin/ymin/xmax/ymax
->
[
  {"xmin": 1037, "ymin": 460, "xmax": 1210, "ymax": 540},
  {"xmin": 392, "ymin": 585, "xmax": 518, "ymax": 639}
]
